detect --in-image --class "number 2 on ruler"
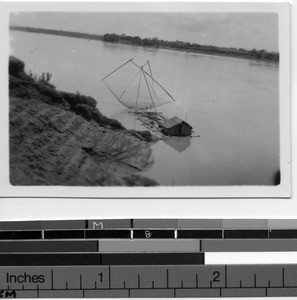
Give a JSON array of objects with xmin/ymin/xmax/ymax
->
[{"xmin": 213, "ymin": 271, "xmax": 220, "ymax": 282}]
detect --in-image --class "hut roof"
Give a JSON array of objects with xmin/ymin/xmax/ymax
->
[{"xmin": 162, "ymin": 117, "xmax": 192, "ymax": 129}]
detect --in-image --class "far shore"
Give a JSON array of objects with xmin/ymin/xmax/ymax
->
[{"xmin": 10, "ymin": 26, "xmax": 279, "ymax": 63}]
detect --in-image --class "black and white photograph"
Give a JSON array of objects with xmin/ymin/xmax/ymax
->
[{"xmin": 1, "ymin": 2, "xmax": 291, "ymax": 197}]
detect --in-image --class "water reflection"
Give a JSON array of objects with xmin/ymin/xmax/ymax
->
[
  {"xmin": 11, "ymin": 31, "xmax": 279, "ymax": 185},
  {"xmin": 163, "ymin": 136, "xmax": 191, "ymax": 152}
]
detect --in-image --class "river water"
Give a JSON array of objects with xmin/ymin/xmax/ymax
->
[{"xmin": 10, "ymin": 31, "xmax": 279, "ymax": 185}]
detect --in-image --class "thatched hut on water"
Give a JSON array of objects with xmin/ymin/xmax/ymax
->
[{"xmin": 160, "ymin": 116, "xmax": 192, "ymax": 136}]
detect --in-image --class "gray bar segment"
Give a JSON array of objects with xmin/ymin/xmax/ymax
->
[
  {"xmin": 88, "ymin": 220, "xmax": 131, "ymax": 229},
  {"xmin": 15, "ymin": 290, "xmax": 38, "ymax": 298},
  {"xmin": 223, "ymin": 219, "xmax": 268, "ymax": 229},
  {"xmin": 0, "ymin": 221, "xmax": 42, "ymax": 230},
  {"xmin": 130, "ymin": 289, "xmax": 174, "ymax": 297},
  {"xmin": 176, "ymin": 288, "xmax": 220, "ymax": 297},
  {"xmin": 269, "ymin": 220, "xmax": 297, "ymax": 229},
  {"xmin": 0, "ymin": 241, "xmax": 98, "ymax": 253},
  {"xmin": 202, "ymin": 239, "xmax": 297, "ymax": 252},
  {"xmin": 99, "ymin": 240, "xmax": 199, "ymax": 252},
  {"xmin": 178, "ymin": 220, "xmax": 222, "ymax": 229},
  {"xmin": 133, "ymin": 219, "xmax": 178, "ymax": 229},
  {"xmin": 38, "ymin": 290, "xmax": 83, "ymax": 298},
  {"xmin": 84, "ymin": 289, "xmax": 129, "ymax": 297},
  {"xmin": 222, "ymin": 288, "xmax": 266, "ymax": 297},
  {"xmin": 268, "ymin": 288, "xmax": 297, "ymax": 296},
  {"xmin": 40, "ymin": 220, "xmax": 86, "ymax": 229}
]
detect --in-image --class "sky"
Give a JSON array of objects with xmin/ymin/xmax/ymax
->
[{"xmin": 10, "ymin": 12, "xmax": 279, "ymax": 52}]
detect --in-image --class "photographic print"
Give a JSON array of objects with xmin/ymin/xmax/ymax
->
[{"xmin": 3, "ymin": 2, "xmax": 290, "ymax": 196}]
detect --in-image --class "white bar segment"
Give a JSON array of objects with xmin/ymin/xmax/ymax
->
[{"xmin": 206, "ymin": 252, "xmax": 297, "ymax": 265}]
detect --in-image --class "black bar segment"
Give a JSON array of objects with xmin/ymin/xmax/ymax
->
[
  {"xmin": 102, "ymin": 253, "xmax": 204, "ymax": 265},
  {"xmin": 86, "ymin": 230, "xmax": 130, "ymax": 239},
  {"xmin": 0, "ymin": 254, "xmax": 102, "ymax": 266},
  {"xmin": 0, "ymin": 241, "xmax": 98, "ymax": 253},
  {"xmin": 178, "ymin": 230, "xmax": 222, "ymax": 239},
  {"xmin": 44, "ymin": 230, "xmax": 84, "ymax": 239},
  {"xmin": 224, "ymin": 230, "xmax": 268, "ymax": 239},
  {"xmin": 269, "ymin": 230, "xmax": 297, "ymax": 239},
  {"xmin": 133, "ymin": 230, "xmax": 174, "ymax": 239},
  {"xmin": 0, "ymin": 231, "xmax": 42, "ymax": 240}
]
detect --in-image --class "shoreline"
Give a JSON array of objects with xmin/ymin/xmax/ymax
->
[
  {"xmin": 10, "ymin": 26, "xmax": 279, "ymax": 63},
  {"xmin": 9, "ymin": 56, "xmax": 158, "ymax": 186}
]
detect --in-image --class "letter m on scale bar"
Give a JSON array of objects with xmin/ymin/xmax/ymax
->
[{"xmin": 93, "ymin": 222, "xmax": 104, "ymax": 230}]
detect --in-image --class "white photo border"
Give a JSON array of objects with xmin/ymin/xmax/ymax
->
[{"xmin": 0, "ymin": 2, "xmax": 291, "ymax": 202}]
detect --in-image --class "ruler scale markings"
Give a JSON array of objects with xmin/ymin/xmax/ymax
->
[
  {"xmin": 4, "ymin": 220, "xmax": 297, "ymax": 297},
  {"xmin": 225, "ymin": 265, "xmax": 227, "ymax": 288},
  {"xmin": 51, "ymin": 269, "xmax": 53, "ymax": 290},
  {"xmin": 166, "ymin": 269, "xmax": 169, "ymax": 288},
  {"xmin": 108, "ymin": 266, "xmax": 111, "ymax": 289}
]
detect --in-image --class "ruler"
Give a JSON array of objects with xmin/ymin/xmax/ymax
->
[{"xmin": 1, "ymin": 219, "xmax": 297, "ymax": 298}]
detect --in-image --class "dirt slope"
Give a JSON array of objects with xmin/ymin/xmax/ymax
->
[{"xmin": 9, "ymin": 57, "xmax": 157, "ymax": 186}]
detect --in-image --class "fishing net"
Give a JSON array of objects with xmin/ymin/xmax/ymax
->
[{"xmin": 102, "ymin": 60, "xmax": 174, "ymax": 110}]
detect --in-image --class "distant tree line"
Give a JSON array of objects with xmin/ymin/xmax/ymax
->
[
  {"xmin": 103, "ymin": 33, "xmax": 279, "ymax": 62},
  {"xmin": 10, "ymin": 26, "xmax": 104, "ymax": 41},
  {"xmin": 9, "ymin": 26, "xmax": 279, "ymax": 62}
]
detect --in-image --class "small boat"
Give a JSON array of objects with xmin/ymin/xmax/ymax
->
[{"xmin": 101, "ymin": 58, "xmax": 193, "ymax": 137}]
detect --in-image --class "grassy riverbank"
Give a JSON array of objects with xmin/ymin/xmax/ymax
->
[{"xmin": 9, "ymin": 56, "xmax": 158, "ymax": 186}]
